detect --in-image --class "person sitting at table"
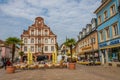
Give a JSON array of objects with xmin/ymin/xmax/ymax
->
[{"xmin": 6, "ymin": 58, "xmax": 12, "ymax": 66}]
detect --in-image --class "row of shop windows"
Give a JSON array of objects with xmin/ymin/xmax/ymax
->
[
  {"xmin": 101, "ymin": 47, "xmax": 120, "ymax": 62},
  {"xmin": 108, "ymin": 47, "xmax": 120, "ymax": 62},
  {"xmin": 78, "ymin": 52, "xmax": 100, "ymax": 62},
  {"xmin": 78, "ymin": 47, "xmax": 120, "ymax": 62}
]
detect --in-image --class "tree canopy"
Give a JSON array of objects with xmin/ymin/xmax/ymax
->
[{"xmin": 5, "ymin": 37, "xmax": 21, "ymax": 63}]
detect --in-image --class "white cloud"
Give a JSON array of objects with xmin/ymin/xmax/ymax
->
[{"xmin": 0, "ymin": 0, "xmax": 101, "ymax": 45}]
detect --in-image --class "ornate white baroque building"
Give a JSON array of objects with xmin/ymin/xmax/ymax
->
[{"xmin": 21, "ymin": 17, "xmax": 57, "ymax": 60}]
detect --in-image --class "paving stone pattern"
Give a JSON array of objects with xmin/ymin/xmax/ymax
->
[{"xmin": 0, "ymin": 64, "xmax": 120, "ymax": 80}]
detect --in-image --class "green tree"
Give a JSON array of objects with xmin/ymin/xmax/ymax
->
[
  {"xmin": 5, "ymin": 37, "xmax": 21, "ymax": 63},
  {"xmin": 19, "ymin": 51, "xmax": 24, "ymax": 57},
  {"xmin": 64, "ymin": 38, "xmax": 76, "ymax": 62}
]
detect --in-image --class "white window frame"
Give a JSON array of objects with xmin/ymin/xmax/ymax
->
[
  {"xmin": 99, "ymin": 30, "xmax": 104, "ymax": 42},
  {"xmin": 31, "ymin": 46, "xmax": 34, "ymax": 52},
  {"xmin": 24, "ymin": 46, "xmax": 27, "ymax": 52},
  {"xmin": 45, "ymin": 46, "xmax": 48, "ymax": 51},
  {"xmin": 110, "ymin": 4, "xmax": 116, "ymax": 16},
  {"xmin": 31, "ymin": 38, "xmax": 34, "ymax": 43},
  {"xmin": 24, "ymin": 38, "xmax": 27, "ymax": 43},
  {"xmin": 105, "ymin": 27, "xmax": 110, "ymax": 40},
  {"xmin": 104, "ymin": 10, "xmax": 108, "ymax": 20},
  {"xmin": 112, "ymin": 22, "xmax": 118, "ymax": 37},
  {"xmin": 98, "ymin": 15, "xmax": 102, "ymax": 25},
  {"xmin": 51, "ymin": 46, "xmax": 54, "ymax": 51}
]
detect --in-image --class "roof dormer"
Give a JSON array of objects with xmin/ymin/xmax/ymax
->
[
  {"xmin": 91, "ymin": 18, "xmax": 97, "ymax": 31},
  {"xmin": 86, "ymin": 24, "xmax": 92, "ymax": 34},
  {"xmin": 82, "ymin": 28, "xmax": 86, "ymax": 37}
]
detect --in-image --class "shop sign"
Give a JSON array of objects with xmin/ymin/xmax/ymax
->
[
  {"xmin": 110, "ymin": 39, "xmax": 120, "ymax": 45},
  {"xmin": 82, "ymin": 46, "xmax": 91, "ymax": 51},
  {"xmin": 99, "ymin": 38, "xmax": 120, "ymax": 47},
  {"xmin": 99, "ymin": 43, "xmax": 107, "ymax": 47}
]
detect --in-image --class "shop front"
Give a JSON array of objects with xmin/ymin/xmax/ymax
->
[
  {"xmin": 79, "ymin": 46, "xmax": 99, "ymax": 62},
  {"xmin": 99, "ymin": 38, "xmax": 120, "ymax": 66}
]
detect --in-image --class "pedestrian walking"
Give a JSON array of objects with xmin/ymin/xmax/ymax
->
[{"xmin": 1, "ymin": 57, "xmax": 7, "ymax": 69}]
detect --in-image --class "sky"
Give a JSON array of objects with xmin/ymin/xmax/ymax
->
[{"xmin": 0, "ymin": 0, "xmax": 101, "ymax": 45}]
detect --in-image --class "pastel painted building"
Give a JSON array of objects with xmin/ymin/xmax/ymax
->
[
  {"xmin": 76, "ymin": 18, "xmax": 99, "ymax": 61},
  {"xmin": 0, "ymin": 40, "xmax": 12, "ymax": 59},
  {"xmin": 21, "ymin": 17, "xmax": 57, "ymax": 60},
  {"xmin": 94, "ymin": 0, "xmax": 120, "ymax": 65}
]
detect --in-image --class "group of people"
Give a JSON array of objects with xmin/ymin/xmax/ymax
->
[{"xmin": 1, "ymin": 57, "xmax": 12, "ymax": 69}]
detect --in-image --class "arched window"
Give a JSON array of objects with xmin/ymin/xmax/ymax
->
[
  {"xmin": 51, "ymin": 38, "xmax": 54, "ymax": 43},
  {"xmin": 45, "ymin": 38, "xmax": 48, "ymax": 43},
  {"xmin": 38, "ymin": 47, "xmax": 41, "ymax": 52},
  {"xmin": 45, "ymin": 30, "xmax": 48, "ymax": 36},
  {"xmin": 31, "ymin": 30, "xmax": 34, "ymax": 35},
  {"xmin": 38, "ymin": 39, "xmax": 41, "ymax": 43},
  {"xmin": 38, "ymin": 30, "xmax": 41, "ymax": 35},
  {"xmin": 31, "ymin": 46, "xmax": 34, "ymax": 52},
  {"xmin": 24, "ymin": 46, "xmax": 27, "ymax": 52},
  {"xmin": 24, "ymin": 38, "xmax": 27, "ymax": 43},
  {"xmin": 31, "ymin": 38, "xmax": 34, "ymax": 43},
  {"xmin": 51, "ymin": 46, "xmax": 54, "ymax": 51}
]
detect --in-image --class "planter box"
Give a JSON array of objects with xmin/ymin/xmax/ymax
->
[
  {"xmin": 6, "ymin": 66, "xmax": 15, "ymax": 74},
  {"xmin": 68, "ymin": 63, "xmax": 76, "ymax": 70}
]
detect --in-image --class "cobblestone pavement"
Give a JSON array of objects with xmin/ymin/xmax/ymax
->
[{"xmin": 0, "ymin": 64, "xmax": 120, "ymax": 80}]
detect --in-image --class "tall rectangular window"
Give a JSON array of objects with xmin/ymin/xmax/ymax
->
[
  {"xmin": 31, "ymin": 46, "xmax": 34, "ymax": 52},
  {"xmin": 104, "ymin": 10, "xmax": 108, "ymax": 20},
  {"xmin": 45, "ymin": 30, "xmax": 48, "ymax": 36},
  {"xmin": 100, "ymin": 30, "xmax": 104, "ymax": 41},
  {"xmin": 112, "ymin": 23, "xmax": 118, "ymax": 36},
  {"xmin": 31, "ymin": 30, "xmax": 34, "ymax": 35},
  {"xmin": 110, "ymin": 4, "xmax": 116, "ymax": 16},
  {"xmin": 51, "ymin": 38, "xmax": 54, "ymax": 43},
  {"xmin": 51, "ymin": 46, "xmax": 54, "ymax": 51},
  {"xmin": 31, "ymin": 38, "xmax": 34, "ymax": 43},
  {"xmin": 24, "ymin": 46, "xmax": 27, "ymax": 52},
  {"xmin": 38, "ymin": 47, "xmax": 41, "ymax": 52},
  {"xmin": 45, "ymin": 38, "xmax": 48, "ymax": 43},
  {"xmin": 24, "ymin": 38, "xmax": 27, "ymax": 43},
  {"xmin": 105, "ymin": 27, "xmax": 110, "ymax": 39},
  {"xmin": 38, "ymin": 39, "xmax": 41, "ymax": 44},
  {"xmin": 45, "ymin": 46, "xmax": 48, "ymax": 51},
  {"xmin": 92, "ymin": 38, "xmax": 95, "ymax": 43},
  {"xmin": 38, "ymin": 30, "xmax": 41, "ymax": 35},
  {"xmin": 98, "ymin": 15, "xmax": 102, "ymax": 25}
]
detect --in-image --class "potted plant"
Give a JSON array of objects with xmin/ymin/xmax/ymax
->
[
  {"xmin": 64, "ymin": 38, "xmax": 76, "ymax": 70},
  {"xmin": 5, "ymin": 37, "xmax": 21, "ymax": 73}
]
